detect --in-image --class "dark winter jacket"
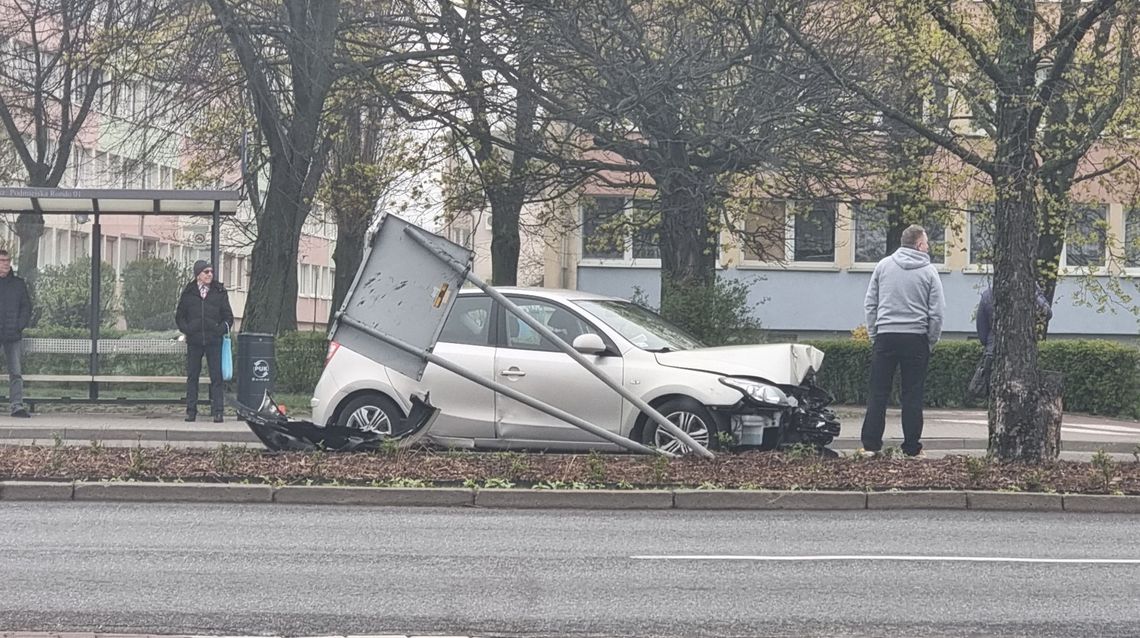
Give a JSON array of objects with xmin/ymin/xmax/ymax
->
[
  {"xmin": 976, "ymin": 285, "xmax": 1053, "ymax": 354},
  {"xmin": 176, "ymin": 280, "xmax": 234, "ymax": 346},
  {"xmin": 0, "ymin": 271, "xmax": 32, "ymax": 343}
]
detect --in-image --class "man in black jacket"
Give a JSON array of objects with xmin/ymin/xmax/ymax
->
[
  {"xmin": 0, "ymin": 250, "xmax": 32, "ymax": 418},
  {"xmin": 176, "ymin": 260, "xmax": 234, "ymax": 422}
]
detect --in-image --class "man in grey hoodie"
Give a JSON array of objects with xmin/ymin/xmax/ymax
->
[{"xmin": 859, "ymin": 224, "xmax": 945, "ymax": 458}]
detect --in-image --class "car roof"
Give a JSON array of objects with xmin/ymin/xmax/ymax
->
[{"xmin": 457, "ymin": 286, "xmax": 624, "ymax": 303}]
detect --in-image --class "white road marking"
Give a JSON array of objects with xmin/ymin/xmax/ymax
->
[
  {"xmin": 631, "ymin": 555, "xmax": 1140, "ymax": 565},
  {"xmin": 946, "ymin": 418, "xmax": 1140, "ymax": 432},
  {"xmin": 1063, "ymin": 427, "xmax": 1140, "ymax": 438}
]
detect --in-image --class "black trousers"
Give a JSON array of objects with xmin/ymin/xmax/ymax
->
[
  {"xmin": 861, "ymin": 332, "xmax": 930, "ymax": 456},
  {"xmin": 187, "ymin": 340, "xmax": 224, "ymax": 416}
]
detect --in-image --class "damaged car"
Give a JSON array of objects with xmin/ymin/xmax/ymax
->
[{"xmin": 311, "ymin": 287, "xmax": 839, "ymax": 454}]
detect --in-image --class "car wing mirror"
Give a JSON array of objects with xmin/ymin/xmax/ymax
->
[{"xmin": 571, "ymin": 333, "xmax": 607, "ymax": 355}]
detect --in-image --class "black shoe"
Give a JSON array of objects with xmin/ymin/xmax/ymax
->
[
  {"xmin": 185, "ymin": 414, "xmax": 197, "ymax": 422},
  {"xmin": 212, "ymin": 414, "xmax": 224, "ymax": 423},
  {"xmin": 11, "ymin": 409, "xmax": 30, "ymax": 418}
]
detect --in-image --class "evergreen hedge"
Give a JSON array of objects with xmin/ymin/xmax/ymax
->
[{"xmin": 807, "ymin": 339, "xmax": 1140, "ymax": 418}]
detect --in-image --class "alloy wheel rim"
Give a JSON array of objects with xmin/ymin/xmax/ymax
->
[
  {"xmin": 346, "ymin": 405, "xmax": 393, "ymax": 434},
  {"xmin": 653, "ymin": 409, "xmax": 711, "ymax": 454}
]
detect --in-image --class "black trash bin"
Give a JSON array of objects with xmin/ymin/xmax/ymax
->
[{"xmin": 236, "ymin": 333, "xmax": 275, "ymax": 410}]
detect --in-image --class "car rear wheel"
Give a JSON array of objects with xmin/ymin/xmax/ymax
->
[
  {"xmin": 337, "ymin": 393, "xmax": 403, "ymax": 435},
  {"xmin": 641, "ymin": 397, "xmax": 720, "ymax": 455}
]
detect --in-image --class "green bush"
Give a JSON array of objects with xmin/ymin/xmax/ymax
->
[
  {"xmin": 635, "ymin": 278, "xmax": 765, "ymax": 346},
  {"xmin": 32, "ymin": 261, "xmax": 117, "ymax": 329},
  {"xmin": 274, "ymin": 330, "xmax": 328, "ymax": 394},
  {"xmin": 806, "ymin": 338, "xmax": 1140, "ymax": 418},
  {"xmin": 122, "ymin": 257, "xmax": 186, "ymax": 330}
]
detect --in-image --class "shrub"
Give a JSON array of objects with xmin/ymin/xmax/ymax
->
[
  {"xmin": 32, "ymin": 261, "xmax": 117, "ymax": 329},
  {"xmin": 122, "ymin": 257, "xmax": 186, "ymax": 330},
  {"xmin": 275, "ymin": 330, "xmax": 328, "ymax": 394},
  {"xmin": 635, "ymin": 278, "xmax": 764, "ymax": 346},
  {"xmin": 806, "ymin": 338, "xmax": 1140, "ymax": 418}
]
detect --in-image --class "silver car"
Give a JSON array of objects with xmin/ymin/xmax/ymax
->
[{"xmin": 311, "ymin": 287, "xmax": 839, "ymax": 453}]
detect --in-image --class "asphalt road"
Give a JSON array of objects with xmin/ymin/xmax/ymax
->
[{"xmin": 2, "ymin": 503, "xmax": 1139, "ymax": 637}]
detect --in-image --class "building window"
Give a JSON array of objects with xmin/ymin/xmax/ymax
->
[
  {"xmin": 630, "ymin": 199, "xmax": 660, "ymax": 260},
  {"xmin": 854, "ymin": 202, "xmax": 945, "ymax": 265},
  {"xmin": 1126, "ymin": 208, "xmax": 1140, "ymax": 268},
  {"xmin": 581, "ymin": 196, "xmax": 627, "ymax": 260},
  {"xmin": 71, "ymin": 232, "xmax": 89, "ymax": 261},
  {"xmin": 121, "ymin": 237, "xmax": 141, "ymax": 265},
  {"xmin": 580, "ymin": 196, "xmax": 660, "ymax": 263},
  {"xmin": 741, "ymin": 200, "xmax": 787, "ymax": 262},
  {"xmin": 853, "ymin": 203, "xmax": 890, "ymax": 263},
  {"xmin": 793, "ymin": 201, "xmax": 836, "ymax": 262},
  {"xmin": 969, "ymin": 204, "xmax": 994, "ymax": 265},
  {"xmin": 1066, "ymin": 204, "xmax": 1107, "ymax": 268}
]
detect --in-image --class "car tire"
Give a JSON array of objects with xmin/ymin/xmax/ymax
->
[
  {"xmin": 641, "ymin": 397, "xmax": 720, "ymax": 454},
  {"xmin": 336, "ymin": 393, "xmax": 404, "ymax": 435}
]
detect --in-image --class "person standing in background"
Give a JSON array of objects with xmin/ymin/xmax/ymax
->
[
  {"xmin": 0, "ymin": 249, "xmax": 32, "ymax": 418},
  {"xmin": 859, "ymin": 225, "xmax": 945, "ymax": 459},
  {"xmin": 176, "ymin": 260, "xmax": 233, "ymax": 422}
]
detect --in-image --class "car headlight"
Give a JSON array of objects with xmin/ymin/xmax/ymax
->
[{"xmin": 719, "ymin": 377, "xmax": 798, "ymax": 407}]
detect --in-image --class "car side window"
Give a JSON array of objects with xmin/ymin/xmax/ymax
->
[
  {"xmin": 438, "ymin": 295, "xmax": 493, "ymax": 346},
  {"xmin": 503, "ymin": 299, "xmax": 598, "ymax": 352}
]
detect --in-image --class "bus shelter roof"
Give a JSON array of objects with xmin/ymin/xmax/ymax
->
[{"xmin": 0, "ymin": 187, "xmax": 240, "ymax": 215}]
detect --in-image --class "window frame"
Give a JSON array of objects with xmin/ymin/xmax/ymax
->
[
  {"xmin": 495, "ymin": 295, "xmax": 620, "ymax": 355},
  {"xmin": 579, "ymin": 196, "xmax": 662, "ymax": 267},
  {"xmin": 1062, "ymin": 203, "xmax": 1109, "ymax": 273},
  {"xmin": 737, "ymin": 200, "xmax": 839, "ymax": 268},
  {"xmin": 437, "ymin": 293, "xmax": 497, "ymax": 347},
  {"xmin": 850, "ymin": 201, "xmax": 948, "ymax": 268}
]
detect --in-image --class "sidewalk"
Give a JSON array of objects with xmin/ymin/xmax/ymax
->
[{"xmin": 0, "ymin": 406, "xmax": 1137, "ymax": 455}]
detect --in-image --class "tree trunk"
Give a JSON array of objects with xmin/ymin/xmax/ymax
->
[
  {"xmin": 1035, "ymin": 167, "xmax": 1077, "ymax": 336},
  {"xmin": 656, "ymin": 168, "xmax": 718, "ymax": 292},
  {"xmin": 14, "ymin": 212, "xmax": 45, "ymax": 289},
  {"xmin": 989, "ymin": 93, "xmax": 1053, "ymax": 461},
  {"xmin": 15, "ymin": 168, "xmax": 56, "ymax": 289},
  {"xmin": 242, "ymin": 160, "xmax": 307, "ymax": 334},
  {"xmin": 489, "ymin": 191, "xmax": 521, "ymax": 285},
  {"xmin": 329, "ymin": 208, "xmax": 369, "ymax": 325}
]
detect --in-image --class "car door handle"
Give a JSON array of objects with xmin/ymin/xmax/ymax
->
[{"xmin": 499, "ymin": 367, "xmax": 526, "ymax": 378}]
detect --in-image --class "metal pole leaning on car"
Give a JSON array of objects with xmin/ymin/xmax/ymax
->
[
  {"xmin": 336, "ymin": 314, "xmax": 672, "ymax": 457},
  {"xmin": 403, "ymin": 226, "xmax": 714, "ymax": 459}
]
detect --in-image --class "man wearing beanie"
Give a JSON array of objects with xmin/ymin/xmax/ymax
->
[{"xmin": 175, "ymin": 260, "xmax": 234, "ymax": 422}]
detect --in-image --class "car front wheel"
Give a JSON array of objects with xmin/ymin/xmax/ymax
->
[
  {"xmin": 336, "ymin": 393, "xmax": 404, "ymax": 435},
  {"xmin": 641, "ymin": 397, "xmax": 720, "ymax": 454}
]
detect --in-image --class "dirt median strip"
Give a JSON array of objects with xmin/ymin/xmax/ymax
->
[{"xmin": 4, "ymin": 482, "xmax": 1140, "ymax": 513}]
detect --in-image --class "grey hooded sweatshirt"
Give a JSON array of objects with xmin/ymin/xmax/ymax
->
[{"xmin": 864, "ymin": 247, "xmax": 945, "ymax": 349}]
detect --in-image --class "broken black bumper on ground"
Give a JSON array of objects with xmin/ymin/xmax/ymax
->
[{"xmin": 237, "ymin": 393, "xmax": 439, "ymax": 452}]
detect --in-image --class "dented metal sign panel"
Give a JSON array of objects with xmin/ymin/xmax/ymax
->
[{"xmin": 329, "ymin": 214, "xmax": 473, "ymax": 382}]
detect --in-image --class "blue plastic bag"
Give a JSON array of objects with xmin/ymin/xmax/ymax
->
[{"xmin": 221, "ymin": 334, "xmax": 233, "ymax": 381}]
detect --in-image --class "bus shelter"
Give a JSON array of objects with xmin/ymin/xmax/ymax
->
[{"xmin": 0, "ymin": 187, "xmax": 240, "ymax": 403}]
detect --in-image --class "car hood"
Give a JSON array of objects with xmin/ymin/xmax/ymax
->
[{"xmin": 653, "ymin": 343, "xmax": 826, "ymax": 386}]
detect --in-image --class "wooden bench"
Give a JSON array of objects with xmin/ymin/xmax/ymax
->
[{"xmin": 1, "ymin": 338, "xmax": 216, "ymax": 407}]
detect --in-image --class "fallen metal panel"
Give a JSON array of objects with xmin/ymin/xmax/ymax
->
[{"xmin": 329, "ymin": 214, "xmax": 473, "ymax": 381}]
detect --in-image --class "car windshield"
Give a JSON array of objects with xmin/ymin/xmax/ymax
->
[{"xmin": 573, "ymin": 299, "xmax": 706, "ymax": 352}]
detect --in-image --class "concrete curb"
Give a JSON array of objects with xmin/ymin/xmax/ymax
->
[
  {"xmin": 474, "ymin": 489, "xmax": 673, "ymax": 509},
  {"xmin": 3, "ymin": 481, "xmax": 1140, "ymax": 513},
  {"xmin": 0, "ymin": 480, "xmax": 74, "ymax": 500},
  {"xmin": 1062, "ymin": 494, "xmax": 1140, "ymax": 513},
  {"xmin": 867, "ymin": 490, "xmax": 968, "ymax": 510},
  {"xmin": 72, "ymin": 482, "xmax": 273, "ymax": 503},
  {"xmin": 965, "ymin": 491, "xmax": 1064, "ymax": 511},
  {"xmin": 674, "ymin": 489, "xmax": 867, "ymax": 510},
  {"xmin": 5, "ymin": 429, "xmax": 1136, "ymax": 453},
  {"xmin": 831, "ymin": 438, "xmax": 1139, "ymax": 453},
  {"xmin": 273, "ymin": 486, "xmax": 474, "ymax": 507}
]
